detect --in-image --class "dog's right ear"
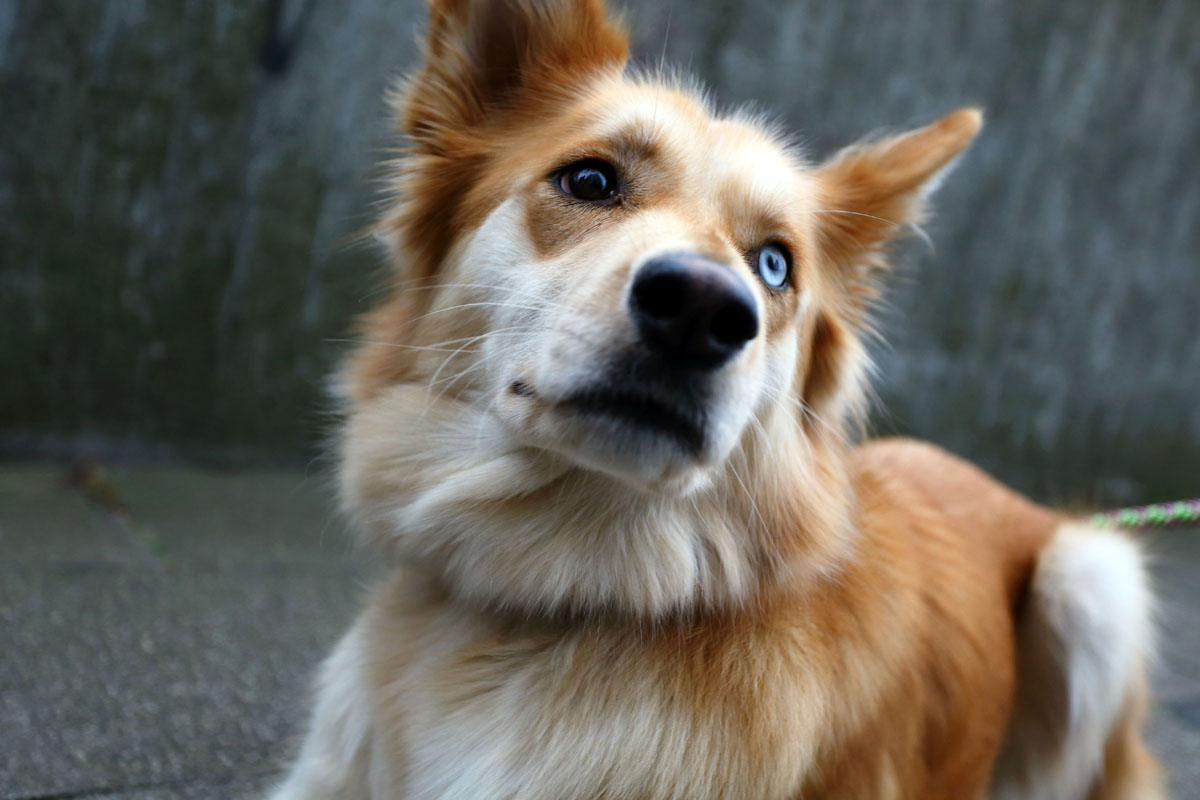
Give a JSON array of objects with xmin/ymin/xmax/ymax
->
[
  {"xmin": 351, "ymin": 1, "xmax": 627, "ymax": 403},
  {"xmin": 403, "ymin": 0, "xmax": 629, "ymax": 150}
]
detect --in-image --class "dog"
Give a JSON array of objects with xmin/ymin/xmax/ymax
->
[{"xmin": 269, "ymin": 0, "xmax": 1165, "ymax": 797}]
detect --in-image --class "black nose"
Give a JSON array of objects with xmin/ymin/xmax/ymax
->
[{"xmin": 628, "ymin": 253, "xmax": 759, "ymax": 369}]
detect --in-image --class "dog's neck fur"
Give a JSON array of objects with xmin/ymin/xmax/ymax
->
[{"xmin": 340, "ymin": 377, "xmax": 858, "ymax": 622}]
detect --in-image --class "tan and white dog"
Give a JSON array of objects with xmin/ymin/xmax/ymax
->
[{"xmin": 270, "ymin": 0, "xmax": 1165, "ymax": 797}]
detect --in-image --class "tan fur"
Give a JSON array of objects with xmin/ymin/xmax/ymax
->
[
  {"xmin": 1090, "ymin": 685, "xmax": 1164, "ymax": 800},
  {"xmin": 274, "ymin": 1, "xmax": 1165, "ymax": 798}
]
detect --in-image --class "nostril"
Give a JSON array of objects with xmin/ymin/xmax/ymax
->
[
  {"xmin": 632, "ymin": 270, "xmax": 685, "ymax": 320},
  {"xmin": 711, "ymin": 301, "xmax": 758, "ymax": 347}
]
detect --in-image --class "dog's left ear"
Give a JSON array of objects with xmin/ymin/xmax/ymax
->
[
  {"xmin": 798, "ymin": 109, "xmax": 981, "ymax": 424},
  {"xmin": 815, "ymin": 108, "xmax": 982, "ymax": 279}
]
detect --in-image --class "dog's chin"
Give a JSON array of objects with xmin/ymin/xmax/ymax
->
[
  {"xmin": 533, "ymin": 388, "xmax": 730, "ymax": 495},
  {"xmin": 550, "ymin": 423, "xmax": 714, "ymax": 495}
]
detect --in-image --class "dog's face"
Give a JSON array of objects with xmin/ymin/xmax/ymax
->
[
  {"xmin": 339, "ymin": 0, "xmax": 979, "ymax": 615},
  {"xmin": 448, "ymin": 82, "xmax": 820, "ymax": 492}
]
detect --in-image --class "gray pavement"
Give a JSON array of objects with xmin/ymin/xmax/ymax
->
[{"xmin": 1, "ymin": 465, "xmax": 1197, "ymax": 799}]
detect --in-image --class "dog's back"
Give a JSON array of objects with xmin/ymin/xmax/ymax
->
[{"xmin": 851, "ymin": 440, "xmax": 1161, "ymax": 799}]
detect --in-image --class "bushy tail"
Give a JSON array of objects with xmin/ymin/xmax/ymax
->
[{"xmin": 991, "ymin": 523, "xmax": 1165, "ymax": 800}]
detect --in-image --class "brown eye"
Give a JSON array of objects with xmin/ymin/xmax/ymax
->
[{"xmin": 556, "ymin": 160, "xmax": 619, "ymax": 203}]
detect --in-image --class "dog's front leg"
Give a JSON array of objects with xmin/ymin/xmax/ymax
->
[{"xmin": 268, "ymin": 620, "xmax": 376, "ymax": 800}]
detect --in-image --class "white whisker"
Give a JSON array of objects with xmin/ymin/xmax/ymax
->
[{"xmin": 323, "ymin": 325, "xmax": 552, "ymax": 354}]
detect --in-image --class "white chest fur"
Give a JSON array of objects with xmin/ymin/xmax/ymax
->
[{"xmin": 344, "ymin": 575, "xmax": 826, "ymax": 800}]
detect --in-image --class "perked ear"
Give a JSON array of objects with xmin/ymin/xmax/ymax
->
[
  {"xmin": 403, "ymin": 0, "xmax": 629, "ymax": 149},
  {"xmin": 816, "ymin": 108, "xmax": 982, "ymax": 278}
]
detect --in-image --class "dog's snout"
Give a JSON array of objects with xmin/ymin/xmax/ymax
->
[{"xmin": 629, "ymin": 253, "xmax": 759, "ymax": 368}]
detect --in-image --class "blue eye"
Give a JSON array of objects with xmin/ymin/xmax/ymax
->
[{"xmin": 755, "ymin": 243, "xmax": 791, "ymax": 290}]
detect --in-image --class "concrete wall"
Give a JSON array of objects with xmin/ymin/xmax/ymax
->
[{"xmin": 2, "ymin": 0, "xmax": 1197, "ymax": 502}]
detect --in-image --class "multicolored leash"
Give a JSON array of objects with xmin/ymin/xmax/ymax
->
[{"xmin": 1090, "ymin": 499, "xmax": 1200, "ymax": 529}]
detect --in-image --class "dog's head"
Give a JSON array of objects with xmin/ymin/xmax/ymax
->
[{"xmin": 339, "ymin": 0, "xmax": 980, "ymax": 616}]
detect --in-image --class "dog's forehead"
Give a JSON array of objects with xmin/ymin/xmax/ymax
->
[
  {"xmin": 705, "ymin": 117, "xmax": 812, "ymax": 224},
  {"xmin": 582, "ymin": 81, "xmax": 812, "ymax": 217}
]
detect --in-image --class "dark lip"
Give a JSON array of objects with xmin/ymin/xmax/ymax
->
[{"xmin": 559, "ymin": 387, "xmax": 706, "ymax": 455}]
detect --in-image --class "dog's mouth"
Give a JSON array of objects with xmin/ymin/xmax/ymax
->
[{"xmin": 558, "ymin": 386, "xmax": 706, "ymax": 456}]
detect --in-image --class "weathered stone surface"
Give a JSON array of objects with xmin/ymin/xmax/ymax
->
[
  {"xmin": 0, "ymin": 466, "xmax": 366, "ymax": 799},
  {"xmin": 2, "ymin": 0, "xmax": 1197, "ymax": 503},
  {"xmin": 1, "ymin": 0, "xmax": 423, "ymax": 457}
]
